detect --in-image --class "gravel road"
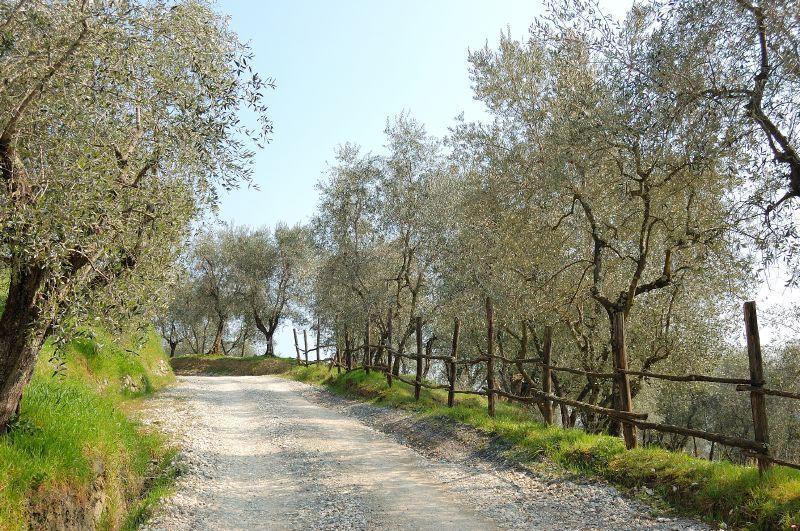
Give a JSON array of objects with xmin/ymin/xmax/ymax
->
[{"xmin": 140, "ymin": 375, "xmax": 709, "ymax": 531}]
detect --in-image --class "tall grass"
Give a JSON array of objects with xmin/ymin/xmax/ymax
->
[{"xmin": 0, "ymin": 328, "xmax": 175, "ymax": 529}]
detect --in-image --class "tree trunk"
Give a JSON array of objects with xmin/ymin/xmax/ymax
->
[
  {"xmin": 610, "ymin": 311, "xmax": 636, "ymax": 448},
  {"xmin": 208, "ymin": 317, "xmax": 224, "ymax": 355},
  {"xmin": 265, "ymin": 336, "xmax": 274, "ymax": 356},
  {"xmin": 392, "ymin": 333, "xmax": 409, "ymax": 376},
  {"xmin": 200, "ymin": 319, "xmax": 210, "ymax": 354},
  {"xmin": 0, "ymin": 266, "xmax": 47, "ymax": 433},
  {"xmin": 422, "ymin": 338, "xmax": 434, "ymax": 379},
  {"xmin": 254, "ymin": 309, "xmax": 278, "ymax": 357},
  {"xmin": 551, "ymin": 372, "xmax": 570, "ymax": 427},
  {"xmin": 239, "ymin": 329, "xmax": 248, "ymax": 357},
  {"xmin": 168, "ymin": 341, "xmax": 178, "ymax": 358}
]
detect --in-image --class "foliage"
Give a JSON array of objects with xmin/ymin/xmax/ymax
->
[
  {"xmin": 230, "ymin": 224, "xmax": 312, "ymax": 354},
  {"xmin": 311, "ymin": 115, "xmax": 448, "ymax": 368},
  {"xmin": 161, "ymin": 223, "xmax": 312, "ymax": 357},
  {"xmin": 431, "ymin": 3, "xmax": 753, "ymax": 429},
  {"xmin": 658, "ymin": 0, "xmax": 800, "ymax": 283},
  {"xmin": 307, "ymin": 5, "xmax": 755, "ymax": 433},
  {"xmin": 0, "ymin": 0, "xmax": 271, "ymax": 428},
  {"xmin": 0, "ymin": 0, "xmax": 271, "ymax": 339}
]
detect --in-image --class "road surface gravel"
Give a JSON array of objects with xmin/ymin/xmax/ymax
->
[{"xmin": 140, "ymin": 375, "xmax": 709, "ymax": 531}]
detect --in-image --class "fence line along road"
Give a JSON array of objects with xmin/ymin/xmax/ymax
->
[{"xmin": 293, "ymin": 298, "xmax": 800, "ymax": 473}]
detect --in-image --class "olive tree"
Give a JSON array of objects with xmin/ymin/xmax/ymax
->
[
  {"xmin": 230, "ymin": 224, "xmax": 311, "ymax": 356},
  {"xmin": 312, "ymin": 143, "xmax": 383, "ymax": 362},
  {"xmin": 312, "ymin": 116, "xmax": 447, "ymax": 371},
  {"xmin": 658, "ymin": 0, "xmax": 800, "ymax": 281},
  {"xmin": 0, "ymin": 1, "xmax": 271, "ymax": 430},
  {"xmin": 155, "ymin": 275, "xmax": 195, "ymax": 358},
  {"xmin": 444, "ymin": 3, "xmax": 751, "ymax": 431},
  {"xmin": 190, "ymin": 228, "xmax": 246, "ymax": 355},
  {"xmin": 165, "ymin": 223, "xmax": 311, "ymax": 357}
]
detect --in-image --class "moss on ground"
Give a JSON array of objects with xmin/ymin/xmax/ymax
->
[{"xmin": 283, "ymin": 364, "xmax": 800, "ymax": 530}]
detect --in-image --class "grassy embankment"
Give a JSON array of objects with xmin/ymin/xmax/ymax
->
[
  {"xmin": 0, "ymin": 331, "xmax": 178, "ymax": 530},
  {"xmin": 277, "ymin": 363, "xmax": 798, "ymax": 530},
  {"xmin": 0, "ymin": 275, "xmax": 179, "ymax": 529},
  {"xmin": 169, "ymin": 354, "xmax": 291, "ymax": 376}
]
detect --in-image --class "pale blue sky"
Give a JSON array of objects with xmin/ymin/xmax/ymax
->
[{"xmin": 215, "ymin": 0, "xmax": 630, "ymax": 229}]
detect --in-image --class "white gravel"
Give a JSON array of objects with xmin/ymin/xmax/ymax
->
[{"xmin": 139, "ymin": 375, "xmax": 710, "ymax": 531}]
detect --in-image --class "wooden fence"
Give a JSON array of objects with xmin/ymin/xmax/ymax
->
[{"xmin": 293, "ymin": 299, "xmax": 800, "ymax": 473}]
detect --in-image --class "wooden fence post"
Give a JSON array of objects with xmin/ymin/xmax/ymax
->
[
  {"xmin": 541, "ymin": 325, "xmax": 554, "ymax": 425},
  {"xmin": 415, "ymin": 316, "xmax": 423, "ymax": 401},
  {"xmin": 377, "ymin": 327, "xmax": 384, "ymax": 372},
  {"xmin": 448, "ymin": 317, "xmax": 460, "ymax": 408},
  {"xmin": 744, "ymin": 301, "xmax": 771, "ymax": 473},
  {"xmin": 293, "ymin": 328, "xmax": 301, "ymax": 365},
  {"xmin": 364, "ymin": 320, "xmax": 371, "ymax": 374},
  {"xmin": 303, "ymin": 329, "xmax": 309, "ymax": 366},
  {"xmin": 612, "ymin": 311, "xmax": 637, "ymax": 449},
  {"xmin": 486, "ymin": 297, "xmax": 496, "ymax": 418},
  {"xmin": 386, "ymin": 311, "xmax": 393, "ymax": 387},
  {"xmin": 316, "ymin": 317, "xmax": 321, "ymax": 363}
]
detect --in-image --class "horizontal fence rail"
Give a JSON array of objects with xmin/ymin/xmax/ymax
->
[{"xmin": 292, "ymin": 299, "xmax": 800, "ymax": 473}]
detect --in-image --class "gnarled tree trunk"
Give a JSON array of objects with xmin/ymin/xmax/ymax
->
[
  {"xmin": 208, "ymin": 317, "xmax": 225, "ymax": 355},
  {"xmin": 253, "ymin": 309, "xmax": 279, "ymax": 357},
  {"xmin": 0, "ymin": 266, "xmax": 47, "ymax": 433}
]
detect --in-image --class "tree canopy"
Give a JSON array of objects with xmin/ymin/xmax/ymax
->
[{"xmin": 0, "ymin": 0, "xmax": 272, "ymax": 431}]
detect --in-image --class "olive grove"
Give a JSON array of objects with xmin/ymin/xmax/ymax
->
[
  {"xmin": 311, "ymin": 116, "xmax": 448, "ymax": 375},
  {"xmin": 0, "ymin": 1, "xmax": 271, "ymax": 432},
  {"xmin": 162, "ymin": 223, "xmax": 312, "ymax": 357},
  {"xmin": 144, "ymin": 0, "xmax": 800, "ymax": 462},
  {"xmin": 302, "ymin": 1, "xmax": 798, "ymax": 460}
]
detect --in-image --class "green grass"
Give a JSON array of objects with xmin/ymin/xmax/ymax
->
[
  {"xmin": 0, "ymin": 328, "xmax": 177, "ymax": 530},
  {"xmin": 170, "ymin": 354, "xmax": 293, "ymax": 376},
  {"xmin": 283, "ymin": 364, "xmax": 800, "ymax": 530},
  {"xmin": 122, "ymin": 447, "xmax": 181, "ymax": 531},
  {"xmin": 56, "ymin": 329, "xmax": 175, "ymax": 397}
]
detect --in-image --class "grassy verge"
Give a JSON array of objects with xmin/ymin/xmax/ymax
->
[
  {"xmin": 0, "ymin": 329, "xmax": 178, "ymax": 529},
  {"xmin": 283, "ymin": 364, "xmax": 800, "ymax": 530},
  {"xmin": 170, "ymin": 354, "xmax": 292, "ymax": 376},
  {"xmin": 122, "ymin": 447, "xmax": 181, "ymax": 531}
]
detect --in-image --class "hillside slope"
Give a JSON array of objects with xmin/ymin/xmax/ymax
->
[{"xmin": 0, "ymin": 325, "xmax": 176, "ymax": 529}]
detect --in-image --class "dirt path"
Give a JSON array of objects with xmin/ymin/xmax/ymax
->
[{"xmin": 141, "ymin": 376, "xmax": 707, "ymax": 530}]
